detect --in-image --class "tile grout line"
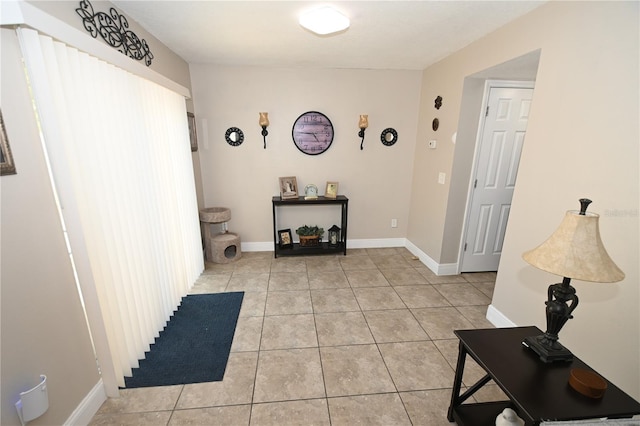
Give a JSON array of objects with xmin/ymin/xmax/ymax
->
[{"xmin": 90, "ymin": 250, "xmax": 498, "ymax": 425}]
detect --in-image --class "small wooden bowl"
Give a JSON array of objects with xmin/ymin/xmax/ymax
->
[{"xmin": 569, "ymin": 368, "xmax": 607, "ymax": 399}]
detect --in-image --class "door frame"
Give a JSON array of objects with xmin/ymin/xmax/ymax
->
[{"xmin": 457, "ymin": 79, "xmax": 535, "ymax": 273}]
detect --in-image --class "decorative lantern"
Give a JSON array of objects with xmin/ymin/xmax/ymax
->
[{"xmin": 328, "ymin": 225, "xmax": 341, "ymax": 247}]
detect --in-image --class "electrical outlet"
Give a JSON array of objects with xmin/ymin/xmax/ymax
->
[
  {"xmin": 391, "ymin": 219, "xmax": 398, "ymax": 228},
  {"xmin": 438, "ymin": 172, "xmax": 446, "ymax": 184}
]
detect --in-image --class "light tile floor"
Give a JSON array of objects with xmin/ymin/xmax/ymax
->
[{"xmin": 90, "ymin": 248, "xmax": 507, "ymax": 425}]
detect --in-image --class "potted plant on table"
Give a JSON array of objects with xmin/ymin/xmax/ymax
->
[{"xmin": 295, "ymin": 225, "xmax": 324, "ymax": 247}]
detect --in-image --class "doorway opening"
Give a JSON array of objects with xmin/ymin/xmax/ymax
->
[
  {"xmin": 439, "ymin": 50, "xmax": 541, "ymax": 274},
  {"xmin": 460, "ymin": 81, "xmax": 535, "ymax": 272}
]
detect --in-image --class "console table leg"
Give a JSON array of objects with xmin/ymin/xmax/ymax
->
[
  {"xmin": 448, "ymin": 341, "xmax": 468, "ymax": 422},
  {"xmin": 272, "ymin": 202, "xmax": 278, "ymax": 258}
]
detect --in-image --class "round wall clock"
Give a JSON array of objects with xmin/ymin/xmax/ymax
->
[
  {"xmin": 380, "ymin": 128, "xmax": 398, "ymax": 146},
  {"xmin": 292, "ymin": 111, "xmax": 334, "ymax": 155},
  {"xmin": 225, "ymin": 127, "xmax": 244, "ymax": 146}
]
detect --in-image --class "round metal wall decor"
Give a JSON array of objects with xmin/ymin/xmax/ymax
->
[
  {"xmin": 292, "ymin": 111, "xmax": 334, "ymax": 155},
  {"xmin": 432, "ymin": 118, "xmax": 440, "ymax": 131},
  {"xmin": 225, "ymin": 127, "xmax": 244, "ymax": 146},
  {"xmin": 380, "ymin": 128, "xmax": 398, "ymax": 146}
]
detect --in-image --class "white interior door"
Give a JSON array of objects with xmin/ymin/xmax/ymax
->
[{"xmin": 461, "ymin": 84, "xmax": 534, "ymax": 272}]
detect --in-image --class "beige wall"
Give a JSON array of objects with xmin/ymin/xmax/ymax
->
[
  {"xmin": 190, "ymin": 66, "xmax": 422, "ymax": 245},
  {"xmin": 1, "ymin": 2, "xmax": 195, "ymax": 423},
  {"xmin": 28, "ymin": 0, "xmax": 191, "ymax": 89},
  {"xmin": 3, "ymin": 1, "xmax": 637, "ymax": 420},
  {"xmin": 409, "ymin": 1, "xmax": 638, "ymax": 398},
  {"xmin": 1, "ymin": 28, "xmax": 101, "ymax": 425}
]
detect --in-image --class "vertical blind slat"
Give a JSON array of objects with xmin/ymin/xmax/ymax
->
[{"xmin": 18, "ymin": 28, "xmax": 204, "ymax": 387}]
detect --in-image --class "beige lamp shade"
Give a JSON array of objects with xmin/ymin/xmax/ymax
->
[{"xmin": 522, "ymin": 210, "xmax": 624, "ymax": 283}]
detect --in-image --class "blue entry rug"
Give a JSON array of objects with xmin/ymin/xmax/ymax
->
[{"xmin": 124, "ymin": 292, "xmax": 244, "ymax": 388}]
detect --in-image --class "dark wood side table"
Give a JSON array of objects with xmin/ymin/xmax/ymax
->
[
  {"xmin": 272, "ymin": 195, "xmax": 348, "ymax": 257},
  {"xmin": 448, "ymin": 326, "xmax": 640, "ymax": 425}
]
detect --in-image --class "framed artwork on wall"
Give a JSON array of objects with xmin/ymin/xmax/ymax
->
[
  {"xmin": 279, "ymin": 176, "xmax": 298, "ymax": 200},
  {"xmin": 187, "ymin": 112, "xmax": 198, "ymax": 152},
  {"xmin": 325, "ymin": 181, "xmax": 338, "ymax": 199},
  {"xmin": 0, "ymin": 110, "xmax": 16, "ymax": 176}
]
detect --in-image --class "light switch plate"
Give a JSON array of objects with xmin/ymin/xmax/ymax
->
[{"xmin": 438, "ymin": 172, "xmax": 446, "ymax": 184}]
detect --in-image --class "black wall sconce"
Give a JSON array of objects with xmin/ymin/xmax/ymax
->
[
  {"xmin": 358, "ymin": 115, "xmax": 368, "ymax": 150},
  {"xmin": 259, "ymin": 112, "xmax": 269, "ymax": 149}
]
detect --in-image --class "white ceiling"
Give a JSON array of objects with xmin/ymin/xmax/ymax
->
[{"xmin": 111, "ymin": 1, "xmax": 546, "ymax": 70}]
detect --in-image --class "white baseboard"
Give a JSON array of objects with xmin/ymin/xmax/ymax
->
[
  {"xmin": 346, "ymin": 238, "xmax": 407, "ymax": 249},
  {"xmin": 241, "ymin": 241, "xmax": 273, "ymax": 252},
  {"xmin": 436, "ymin": 263, "xmax": 460, "ymax": 275},
  {"xmin": 242, "ymin": 238, "xmax": 408, "ymax": 253},
  {"xmin": 404, "ymin": 240, "xmax": 460, "ymax": 275},
  {"xmin": 241, "ymin": 238, "xmax": 460, "ymax": 276},
  {"xmin": 486, "ymin": 304, "xmax": 517, "ymax": 328},
  {"xmin": 64, "ymin": 379, "xmax": 107, "ymax": 426}
]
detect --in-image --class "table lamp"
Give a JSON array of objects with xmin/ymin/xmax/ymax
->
[{"xmin": 521, "ymin": 198, "xmax": 624, "ymax": 362}]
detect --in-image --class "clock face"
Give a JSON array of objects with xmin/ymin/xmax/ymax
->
[
  {"xmin": 305, "ymin": 184, "xmax": 318, "ymax": 197},
  {"xmin": 292, "ymin": 111, "xmax": 334, "ymax": 155}
]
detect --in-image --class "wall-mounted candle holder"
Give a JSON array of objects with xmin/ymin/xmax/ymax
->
[
  {"xmin": 358, "ymin": 114, "xmax": 368, "ymax": 150},
  {"xmin": 259, "ymin": 112, "xmax": 269, "ymax": 149}
]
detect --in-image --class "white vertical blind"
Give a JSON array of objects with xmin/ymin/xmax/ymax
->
[{"xmin": 18, "ymin": 28, "xmax": 204, "ymax": 387}]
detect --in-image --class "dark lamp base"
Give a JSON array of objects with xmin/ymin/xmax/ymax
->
[{"xmin": 523, "ymin": 335, "xmax": 573, "ymax": 363}]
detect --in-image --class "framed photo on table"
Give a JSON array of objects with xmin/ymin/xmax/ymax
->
[
  {"xmin": 325, "ymin": 181, "xmax": 338, "ymax": 199},
  {"xmin": 279, "ymin": 176, "xmax": 298, "ymax": 200},
  {"xmin": 278, "ymin": 229, "xmax": 293, "ymax": 249}
]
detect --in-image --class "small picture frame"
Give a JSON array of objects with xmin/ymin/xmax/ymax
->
[
  {"xmin": 325, "ymin": 181, "xmax": 339, "ymax": 199},
  {"xmin": 278, "ymin": 229, "xmax": 293, "ymax": 248},
  {"xmin": 1, "ymin": 110, "xmax": 17, "ymax": 176},
  {"xmin": 279, "ymin": 176, "xmax": 299, "ymax": 200},
  {"xmin": 187, "ymin": 112, "xmax": 198, "ymax": 152}
]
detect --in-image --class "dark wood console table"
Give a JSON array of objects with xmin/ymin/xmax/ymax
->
[
  {"xmin": 448, "ymin": 326, "xmax": 640, "ymax": 425},
  {"xmin": 272, "ymin": 195, "xmax": 348, "ymax": 258}
]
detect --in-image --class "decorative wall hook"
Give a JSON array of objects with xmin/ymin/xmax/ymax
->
[
  {"xmin": 75, "ymin": 0, "xmax": 154, "ymax": 66},
  {"xmin": 358, "ymin": 115, "xmax": 368, "ymax": 150},
  {"xmin": 434, "ymin": 96, "xmax": 443, "ymax": 110},
  {"xmin": 259, "ymin": 112, "xmax": 269, "ymax": 149}
]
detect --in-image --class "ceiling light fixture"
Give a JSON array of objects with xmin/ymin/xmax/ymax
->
[{"xmin": 299, "ymin": 6, "xmax": 350, "ymax": 36}]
